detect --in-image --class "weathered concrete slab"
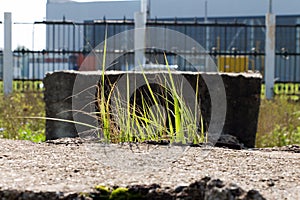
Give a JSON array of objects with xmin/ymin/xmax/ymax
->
[{"xmin": 43, "ymin": 70, "xmax": 261, "ymax": 147}]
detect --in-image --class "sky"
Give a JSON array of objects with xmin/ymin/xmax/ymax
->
[
  {"xmin": 0, "ymin": 0, "xmax": 47, "ymax": 50},
  {"xmin": 0, "ymin": 0, "xmax": 126, "ymax": 49},
  {"xmin": 1, "ymin": 0, "xmax": 300, "ymax": 50}
]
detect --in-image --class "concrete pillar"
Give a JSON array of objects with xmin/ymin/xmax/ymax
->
[
  {"xmin": 3, "ymin": 12, "xmax": 13, "ymax": 95},
  {"xmin": 296, "ymin": 18, "xmax": 300, "ymax": 82},
  {"xmin": 141, "ymin": 0, "xmax": 148, "ymax": 13},
  {"xmin": 204, "ymin": 0, "xmax": 210, "ymax": 72},
  {"xmin": 265, "ymin": 12, "xmax": 276, "ymax": 100}
]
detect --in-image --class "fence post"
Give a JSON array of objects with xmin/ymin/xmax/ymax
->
[
  {"xmin": 134, "ymin": 0, "xmax": 147, "ymax": 68},
  {"xmin": 3, "ymin": 12, "xmax": 13, "ymax": 95},
  {"xmin": 265, "ymin": 1, "xmax": 276, "ymax": 100}
]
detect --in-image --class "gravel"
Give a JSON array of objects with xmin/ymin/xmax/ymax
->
[{"xmin": 0, "ymin": 138, "xmax": 299, "ymax": 199}]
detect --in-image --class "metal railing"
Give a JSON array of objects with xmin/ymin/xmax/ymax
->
[{"xmin": 1, "ymin": 19, "xmax": 300, "ymax": 92}]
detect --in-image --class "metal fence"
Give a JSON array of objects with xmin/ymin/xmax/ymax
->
[{"xmin": 1, "ymin": 19, "xmax": 300, "ymax": 92}]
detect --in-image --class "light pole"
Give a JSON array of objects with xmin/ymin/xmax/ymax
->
[
  {"xmin": 269, "ymin": 0, "xmax": 273, "ymax": 13},
  {"xmin": 204, "ymin": 0, "xmax": 208, "ymax": 23},
  {"xmin": 205, "ymin": 0, "xmax": 210, "ymax": 71}
]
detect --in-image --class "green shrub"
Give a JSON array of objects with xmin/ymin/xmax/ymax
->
[
  {"xmin": 0, "ymin": 92, "xmax": 45, "ymax": 142},
  {"xmin": 256, "ymin": 96, "xmax": 300, "ymax": 147}
]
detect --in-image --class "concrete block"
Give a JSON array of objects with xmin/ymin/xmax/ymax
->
[{"xmin": 43, "ymin": 70, "xmax": 261, "ymax": 147}]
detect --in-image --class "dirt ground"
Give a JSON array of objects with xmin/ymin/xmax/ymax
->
[{"xmin": 0, "ymin": 138, "xmax": 299, "ymax": 199}]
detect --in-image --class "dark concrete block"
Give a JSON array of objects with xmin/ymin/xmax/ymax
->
[{"xmin": 43, "ymin": 70, "xmax": 261, "ymax": 147}]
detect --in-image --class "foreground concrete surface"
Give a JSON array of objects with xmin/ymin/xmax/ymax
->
[{"xmin": 0, "ymin": 138, "xmax": 299, "ymax": 199}]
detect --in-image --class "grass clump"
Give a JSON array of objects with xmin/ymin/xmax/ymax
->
[
  {"xmin": 94, "ymin": 67, "xmax": 204, "ymax": 145},
  {"xmin": 0, "ymin": 92, "xmax": 45, "ymax": 142},
  {"xmin": 256, "ymin": 96, "xmax": 300, "ymax": 147},
  {"xmin": 95, "ymin": 72, "xmax": 204, "ymax": 145},
  {"xmin": 89, "ymin": 43, "xmax": 204, "ymax": 145}
]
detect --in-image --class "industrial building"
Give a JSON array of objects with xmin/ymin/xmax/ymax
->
[
  {"xmin": 42, "ymin": 0, "xmax": 300, "ymax": 82},
  {"xmin": 1, "ymin": 0, "xmax": 298, "ymax": 82}
]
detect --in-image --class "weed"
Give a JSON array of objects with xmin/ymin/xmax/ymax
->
[
  {"xmin": 94, "ymin": 68, "xmax": 204, "ymax": 144},
  {"xmin": 0, "ymin": 92, "xmax": 45, "ymax": 142},
  {"xmin": 256, "ymin": 96, "xmax": 300, "ymax": 147}
]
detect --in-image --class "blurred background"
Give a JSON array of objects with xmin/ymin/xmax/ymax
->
[{"xmin": 0, "ymin": 0, "xmax": 299, "ymax": 147}]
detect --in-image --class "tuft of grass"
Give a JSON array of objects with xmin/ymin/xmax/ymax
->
[
  {"xmin": 94, "ymin": 63, "xmax": 205, "ymax": 145},
  {"xmin": 256, "ymin": 96, "xmax": 300, "ymax": 147},
  {"xmin": 0, "ymin": 92, "xmax": 45, "ymax": 142}
]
